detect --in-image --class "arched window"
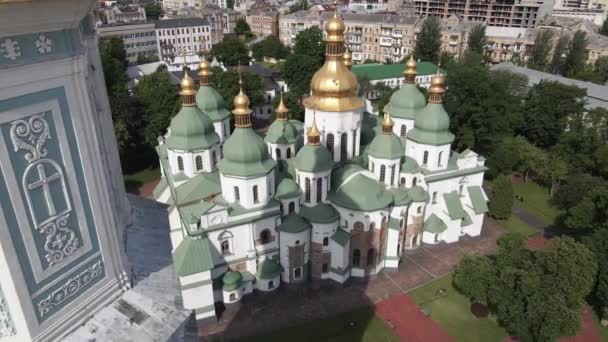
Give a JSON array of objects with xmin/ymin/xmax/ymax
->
[
  {"xmin": 288, "ymin": 201, "xmax": 295, "ymax": 213},
  {"xmin": 401, "ymin": 177, "xmax": 406, "ymax": 185},
  {"xmin": 371, "ymin": 161, "xmax": 375, "ymax": 173},
  {"xmin": 380, "ymin": 165, "xmax": 386, "ymax": 182},
  {"xmin": 412, "ymin": 177, "xmax": 417, "ymax": 187},
  {"xmin": 370, "ymin": 222, "xmax": 376, "ymax": 230},
  {"xmin": 195, "ymin": 156, "xmax": 203, "ymax": 171},
  {"xmin": 221, "ymin": 240, "xmax": 231, "ymax": 255},
  {"xmin": 423, "ymin": 151, "xmax": 429, "ymax": 166},
  {"xmin": 234, "ymin": 186, "xmax": 240, "ymax": 201},
  {"xmin": 352, "ymin": 129, "xmax": 357, "ymax": 157},
  {"xmin": 352, "ymin": 249, "xmax": 360, "ymax": 266},
  {"xmin": 326, "ymin": 133, "xmax": 334, "ymax": 157},
  {"xmin": 390, "ymin": 165, "xmax": 395, "ymax": 185},
  {"xmin": 260, "ymin": 229, "xmax": 271, "ymax": 244},
  {"xmin": 212, "ymin": 151, "xmax": 217, "ymax": 167},
  {"xmin": 316, "ymin": 178, "xmax": 323, "ymax": 203},
  {"xmin": 229, "ymin": 293, "xmax": 236, "ymax": 301},
  {"xmin": 459, "ymin": 184, "xmax": 464, "ymax": 196},
  {"xmin": 432, "ymin": 191, "xmax": 438, "ymax": 204},
  {"xmin": 286, "ymin": 148, "xmax": 291, "ymax": 158},
  {"xmin": 400, "ymin": 124, "xmax": 406, "ymax": 137},
  {"xmin": 177, "ymin": 156, "xmax": 184, "ymax": 171},
  {"xmin": 417, "ymin": 206, "xmax": 422, "ymax": 214},
  {"xmin": 253, "ymin": 185, "xmax": 259, "ymax": 203},
  {"xmin": 276, "ymin": 148, "xmax": 281, "ymax": 159},
  {"xmin": 434, "ymin": 234, "xmax": 440, "ymax": 243},
  {"xmin": 305, "ymin": 178, "xmax": 311, "ymax": 203},
  {"xmin": 438, "ymin": 151, "xmax": 443, "ymax": 167},
  {"xmin": 354, "ymin": 221, "xmax": 364, "ymax": 231},
  {"xmin": 323, "ymin": 237, "xmax": 329, "ymax": 246},
  {"xmin": 340, "ymin": 133, "xmax": 348, "ymax": 161},
  {"xmin": 400, "ymin": 218, "xmax": 404, "ymax": 228},
  {"xmin": 367, "ymin": 248, "xmax": 375, "ymax": 266}
]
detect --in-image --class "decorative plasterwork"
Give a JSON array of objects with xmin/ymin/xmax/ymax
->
[
  {"xmin": 0, "ymin": 287, "xmax": 16, "ymax": 338},
  {"xmin": 0, "ymin": 28, "xmax": 80, "ymax": 68}
]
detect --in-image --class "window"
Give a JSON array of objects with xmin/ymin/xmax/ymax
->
[
  {"xmin": 401, "ymin": 177, "xmax": 406, "ymax": 185},
  {"xmin": 326, "ymin": 133, "xmax": 334, "ymax": 158},
  {"xmin": 371, "ymin": 161, "xmax": 375, "ymax": 173},
  {"xmin": 400, "ymin": 125, "xmax": 406, "ymax": 137},
  {"xmin": 352, "ymin": 249, "xmax": 361, "ymax": 266},
  {"xmin": 221, "ymin": 240, "xmax": 231, "ymax": 255},
  {"xmin": 294, "ymin": 267, "xmax": 302, "ymax": 279},
  {"xmin": 390, "ymin": 165, "xmax": 395, "ymax": 185},
  {"xmin": 412, "ymin": 177, "xmax": 417, "ymax": 187},
  {"xmin": 323, "ymin": 237, "xmax": 329, "ymax": 246},
  {"xmin": 316, "ymin": 178, "xmax": 323, "ymax": 203},
  {"xmin": 195, "ymin": 156, "xmax": 203, "ymax": 171},
  {"xmin": 276, "ymin": 148, "xmax": 281, "ymax": 159},
  {"xmin": 438, "ymin": 151, "xmax": 443, "ymax": 167},
  {"xmin": 354, "ymin": 221, "xmax": 364, "ymax": 231},
  {"xmin": 340, "ymin": 133, "xmax": 348, "ymax": 161},
  {"xmin": 417, "ymin": 206, "xmax": 422, "ymax": 214},
  {"xmin": 423, "ymin": 151, "xmax": 429, "ymax": 166},
  {"xmin": 288, "ymin": 201, "xmax": 295, "ymax": 213},
  {"xmin": 286, "ymin": 148, "xmax": 291, "ymax": 158},
  {"xmin": 459, "ymin": 184, "xmax": 464, "ymax": 196},
  {"xmin": 305, "ymin": 178, "xmax": 311, "ymax": 203},
  {"xmin": 234, "ymin": 186, "xmax": 240, "ymax": 201},
  {"xmin": 295, "ymin": 240, "xmax": 300, "ymax": 245},
  {"xmin": 380, "ymin": 165, "xmax": 386, "ymax": 182},
  {"xmin": 268, "ymin": 280, "xmax": 274, "ymax": 289},
  {"xmin": 322, "ymin": 263, "xmax": 328, "ymax": 273},
  {"xmin": 367, "ymin": 248, "xmax": 375, "ymax": 266},
  {"xmin": 260, "ymin": 229, "xmax": 271, "ymax": 244},
  {"xmin": 212, "ymin": 150, "xmax": 217, "ymax": 167},
  {"xmin": 432, "ymin": 191, "xmax": 438, "ymax": 204},
  {"xmin": 177, "ymin": 156, "xmax": 184, "ymax": 171},
  {"xmin": 229, "ymin": 293, "xmax": 236, "ymax": 301},
  {"xmin": 434, "ymin": 234, "xmax": 440, "ymax": 243},
  {"xmin": 253, "ymin": 185, "xmax": 259, "ymax": 203}
]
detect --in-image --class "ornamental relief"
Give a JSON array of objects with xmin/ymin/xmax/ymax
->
[{"xmin": 0, "ymin": 288, "xmax": 16, "ymax": 338}]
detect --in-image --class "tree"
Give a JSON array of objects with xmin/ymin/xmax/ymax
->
[
  {"xmin": 251, "ymin": 35, "xmax": 290, "ymax": 60},
  {"xmin": 562, "ymin": 185, "xmax": 608, "ymax": 233},
  {"xmin": 209, "ymin": 36, "xmax": 250, "ymax": 66},
  {"xmin": 293, "ymin": 26, "xmax": 324, "ymax": 62},
  {"xmin": 521, "ymin": 81, "xmax": 586, "ymax": 149},
  {"xmin": 213, "ymin": 67, "xmax": 265, "ymax": 112},
  {"xmin": 594, "ymin": 56, "xmax": 608, "ymax": 84},
  {"xmin": 489, "ymin": 175, "xmax": 514, "ymax": 220},
  {"xmin": 414, "ymin": 16, "xmax": 441, "ymax": 62},
  {"xmin": 529, "ymin": 30, "xmax": 553, "ymax": 70},
  {"xmin": 137, "ymin": 70, "xmax": 181, "ymax": 145},
  {"xmin": 144, "ymin": 3, "xmax": 161, "ymax": 20},
  {"xmin": 564, "ymin": 30, "xmax": 588, "ymax": 77},
  {"xmin": 549, "ymin": 35, "xmax": 569, "ymax": 75},
  {"xmin": 537, "ymin": 150, "xmax": 568, "ymax": 197},
  {"xmin": 600, "ymin": 17, "xmax": 608, "ymax": 36},
  {"xmin": 467, "ymin": 25, "xmax": 487, "ymax": 55},
  {"xmin": 513, "ymin": 136, "xmax": 546, "ymax": 183},
  {"xmin": 289, "ymin": 0, "xmax": 309, "ymax": 13},
  {"xmin": 583, "ymin": 230, "xmax": 608, "ymax": 321},
  {"xmin": 371, "ymin": 83, "xmax": 397, "ymax": 115},
  {"xmin": 234, "ymin": 18, "xmax": 251, "ymax": 36},
  {"xmin": 283, "ymin": 54, "xmax": 321, "ymax": 99},
  {"xmin": 486, "ymin": 137, "xmax": 521, "ymax": 176},
  {"xmin": 453, "ymin": 255, "xmax": 495, "ymax": 304},
  {"xmin": 554, "ymin": 173, "xmax": 605, "ymax": 210},
  {"xmin": 99, "ymin": 37, "xmax": 128, "ymax": 95}
]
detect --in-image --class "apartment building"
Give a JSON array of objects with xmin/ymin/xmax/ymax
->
[
  {"xmin": 162, "ymin": 0, "xmax": 204, "ymax": 13},
  {"xmin": 98, "ymin": 22, "xmax": 158, "ymax": 64},
  {"xmin": 155, "ymin": 17, "xmax": 213, "ymax": 63},
  {"xmin": 414, "ymin": 0, "xmax": 550, "ymax": 28},
  {"xmin": 247, "ymin": 6, "xmax": 280, "ymax": 37},
  {"xmin": 484, "ymin": 27, "xmax": 536, "ymax": 64},
  {"xmin": 100, "ymin": 5, "xmax": 147, "ymax": 25}
]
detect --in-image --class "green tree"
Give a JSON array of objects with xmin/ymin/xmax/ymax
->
[
  {"xmin": 529, "ymin": 30, "xmax": 553, "ymax": 70},
  {"xmin": 486, "ymin": 137, "xmax": 521, "ymax": 176},
  {"xmin": 583, "ymin": 230, "xmax": 608, "ymax": 321},
  {"xmin": 234, "ymin": 18, "xmax": 251, "ymax": 36},
  {"xmin": 554, "ymin": 173, "xmax": 605, "ymax": 210},
  {"xmin": 137, "ymin": 70, "xmax": 181, "ymax": 145},
  {"xmin": 549, "ymin": 35, "xmax": 569, "ymax": 75},
  {"xmin": 467, "ymin": 25, "xmax": 487, "ymax": 55},
  {"xmin": 538, "ymin": 150, "xmax": 569, "ymax": 197},
  {"xmin": 289, "ymin": 0, "xmax": 309, "ymax": 12},
  {"xmin": 371, "ymin": 83, "xmax": 397, "ymax": 115},
  {"xmin": 213, "ymin": 67, "xmax": 265, "ymax": 112},
  {"xmin": 595, "ymin": 56, "xmax": 608, "ymax": 84},
  {"xmin": 144, "ymin": 3, "xmax": 161, "ymax": 20},
  {"xmin": 293, "ymin": 26, "xmax": 324, "ymax": 62},
  {"xmin": 414, "ymin": 16, "xmax": 441, "ymax": 62},
  {"xmin": 283, "ymin": 54, "xmax": 321, "ymax": 99},
  {"xmin": 600, "ymin": 17, "xmax": 608, "ymax": 36},
  {"xmin": 562, "ymin": 185, "xmax": 608, "ymax": 233},
  {"xmin": 521, "ymin": 80, "xmax": 586, "ymax": 149},
  {"xmin": 564, "ymin": 30, "xmax": 588, "ymax": 77},
  {"xmin": 453, "ymin": 255, "xmax": 495, "ymax": 304},
  {"xmin": 513, "ymin": 136, "xmax": 546, "ymax": 183},
  {"xmin": 252, "ymin": 35, "xmax": 289, "ymax": 60},
  {"xmin": 489, "ymin": 175, "xmax": 514, "ymax": 220},
  {"xmin": 99, "ymin": 37, "xmax": 128, "ymax": 94},
  {"xmin": 209, "ymin": 36, "xmax": 250, "ymax": 66}
]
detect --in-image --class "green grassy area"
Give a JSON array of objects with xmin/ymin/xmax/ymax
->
[
  {"xmin": 245, "ymin": 307, "xmax": 398, "ymax": 342},
  {"xmin": 499, "ymin": 215, "xmax": 538, "ymax": 237},
  {"xmin": 409, "ymin": 274, "xmax": 507, "ymax": 342},
  {"xmin": 123, "ymin": 167, "xmax": 160, "ymax": 193},
  {"xmin": 512, "ymin": 181, "xmax": 561, "ymax": 225}
]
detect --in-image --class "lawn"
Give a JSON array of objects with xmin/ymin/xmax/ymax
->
[
  {"xmin": 245, "ymin": 306, "xmax": 398, "ymax": 342},
  {"xmin": 123, "ymin": 167, "xmax": 160, "ymax": 193},
  {"xmin": 512, "ymin": 181, "xmax": 561, "ymax": 225},
  {"xmin": 500, "ymin": 215, "xmax": 538, "ymax": 237},
  {"xmin": 409, "ymin": 274, "xmax": 507, "ymax": 342}
]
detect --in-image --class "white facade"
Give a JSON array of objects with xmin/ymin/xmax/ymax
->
[{"xmin": 155, "ymin": 18, "xmax": 213, "ymax": 63}]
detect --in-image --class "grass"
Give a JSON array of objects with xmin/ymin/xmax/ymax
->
[
  {"xmin": 500, "ymin": 215, "xmax": 538, "ymax": 237},
  {"xmin": 512, "ymin": 181, "xmax": 561, "ymax": 225},
  {"xmin": 123, "ymin": 167, "xmax": 160, "ymax": 193},
  {"xmin": 245, "ymin": 306, "xmax": 398, "ymax": 342},
  {"xmin": 409, "ymin": 274, "xmax": 507, "ymax": 342}
]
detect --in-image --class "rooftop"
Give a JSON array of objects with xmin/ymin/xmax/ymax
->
[
  {"xmin": 352, "ymin": 62, "xmax": 443, "ymax": 81},
  {"xmin": 155, "ymin": 17, "xmax": 210, "ymax": 29}
]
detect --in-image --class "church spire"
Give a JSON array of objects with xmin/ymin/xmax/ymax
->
[
  {"xmin": 307, "ymin": 112, "xmax": 321, "ymax": 145},
  {"xmin": 232, "ymin": 65, "xmax": 252, "ymax": 128},
  {"xmin": 198, "ymin": 54, "xmax": 213, "ymax": 86},
  {"xmin": 343, "ymin": 44, "xmax": 353, "ymax": 69},
  {"xmin": 404, "ymin": 55, "xmax": 417, "ymax": 84},
  {"xmin": 382, "ymin": 111, "xmax": 394, "ymax": 134},
  {"xmin": 179, "ymin": 61, "xmax": 196, "ymax": 107},
  {"xmin": 428, "ymin": 64, "xmax": 445, "ymax": 104},
  {"xmin": 276, "ymin": 94, "xmax": 289, "ymax": 121}
]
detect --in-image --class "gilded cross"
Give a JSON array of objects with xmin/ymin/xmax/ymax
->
[{"xmin": 27, "ymin": 164, "xmax": 60, "ymax": 217}]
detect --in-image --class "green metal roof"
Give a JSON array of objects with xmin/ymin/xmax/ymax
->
[
  {"xmin": 219, "ymin": 127, "xmax": 276, "ymax": 177},
  {"xmin": 222, "ymin": 271, "xmax": 243, "ymax": 291},
  {"xmin": 275, "ymin": 178, "xmax": 300, "ymax": 200},
  {"xmin": 168, "ymin": 170, "xmax": 221, "ymax": 205},
  {"xmin": 256, "ymin": 259, "xmax": 282, "ymax": 279},
  {"xmin": 153, "ymin": 178, "xmax": 168, "ymax": 199},
  {"xmin": 173, "ymin": 237, "xmax": 214, "ymax": 277},
  {"xmin": 299, "ymin": 203, "xmax": 340, "ymax": 223},
  {"xmin": 352, "ymin": 62, "xmax": 443, "ymax": 81},
  {"xmin": 264, "ymin": 120, "xmax": 299, "ymax": 145},
  {"xmin": 384, "ymin": 84, "xmax": 426, "ymax": 120},
  {"xmin": 196, "ymin": 85, "xmax": 231, "ymax": 122},
  {"xmin": 332, "ymin": 228, "xmax": 350, "ymax": 246},
  {"xmin": 367, "ymin": 132, "xmax": 403, "ymax": 160},
  {"xmin": 468, "ymin": 186, "xmax": 488, "ymax": 215},
  {"xmin": 277, "ymin": 213, "xmax": 311, "ymax": 233},
  {"xmin": 390, "ymin": 187, "xmax": 412, "ymax": 206},
  {"xmin": 329, "ymin": 174, "xmax": 393, "ymax": 211},
  {"xmin": 166, "ymin": 106, "xmax": 220, "ymax": 151},
  {"xmin": 331, "ymin": 163, "xmax": 365, "ymax": 189},
  {"xmin": 294, "ymin": 144, "xmax": 334, "ymax": 173},
  {"xmin": 424, "ymin": 214, "xmax": 447, "ymax": 233},
  {"xmin": 407, "ymin": 103, "xmax": 455, "ymax": 146},
  {"xmin": 401, "ymin": 156, "xmax": 421, "ymax": 173},
  {"xmin": 408, "ymin": 186, "xmax": 428, "ymax": 202},
  {"xmin": 424, "ymin": 166, "xmax": 488, "ymax": 182},
  {"xmin": 443, "ymin": 191, "xmax": 469, "ymax": 221}
]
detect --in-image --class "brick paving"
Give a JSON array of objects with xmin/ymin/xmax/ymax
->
[{"xmin": 199, "ymin": 218, "xmax": 506, "ymax": 340}]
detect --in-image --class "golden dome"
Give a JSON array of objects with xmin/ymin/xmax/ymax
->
[
  {"xmin": 382, "ymin": 111, "xmax": 394, "ymax": 134},
  {"xmin": 428, "ymin": 69, "xmax": 446, "ymax": 104},
  {"xmin": 233, "ymin": 71, "xmax": 252, "ymax": 117},
  {"xmin": 325, "ymin": 0, "xmax": 345, "ymax": 43},
  {"xmin": 308, "ymin": 112, "xmax": 321, "ymax": 145},
  {"xmin": 276, "ymin": 94, "xmax": 289, "ymax": 121},
  {"xmin": 198, "ymin": 55, "xmax": 213, "ymax": 85},
  {"xmin": 179, "ymin": 68, "xmax": 196, "ymax": 107},
  {"xmin": 343, "ymin": 45, "xmax": 353, "ymax": 69},
  {"xmin": 406, "ymin": 55, "xmax": 416, "ymax": 69}
]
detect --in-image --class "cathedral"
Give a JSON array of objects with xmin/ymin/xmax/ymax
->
[{"xmin": 154, "ymin": 9, "xmax": 488, "ymax": 323}]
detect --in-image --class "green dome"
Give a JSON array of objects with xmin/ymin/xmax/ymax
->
[
  {"xmin": 256, "ymin": 259, "xmax": 282, "ymax": 280},
  {"xmin": 401, "ymin": 156, "xmax": 421, "ymax": 173},
  {"xmin": 329, "ymin": 174, "xmax": 393, "ymax": 211},
  {"xmin": 219, "ymin": 128, "xmax": 275, "ymax": 177},
  {"xmin": 407, "ymin": 103, "xmax": 455, "ymax": 146},
  {"xmin": 367, "ymin": 133, "xmax": 403, "ymax": 160},
  {"xmin": 222, "ymin": 271, "xmax": 243, "ymax": 291},
  {"xmin": 264, "ymin": 120, "xmax": 299, "ymax": 145},
  {"xmin": 166, "ymin": 106, "xmax": 220, "ymax": 151},
  {"xmin": 275, "ymin": 178, "xmax": 300, "ymax": 200},
  {"xmin": 384, "ymin": 84, "xmax": 426, "ymax": 120},
  {"xmin": 196, "ymin": 86, "xmax": 231, "ymax": 122},
  {"xmin": 294, "ymin": 144, "xmax": 334, "ymax": 173}
]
